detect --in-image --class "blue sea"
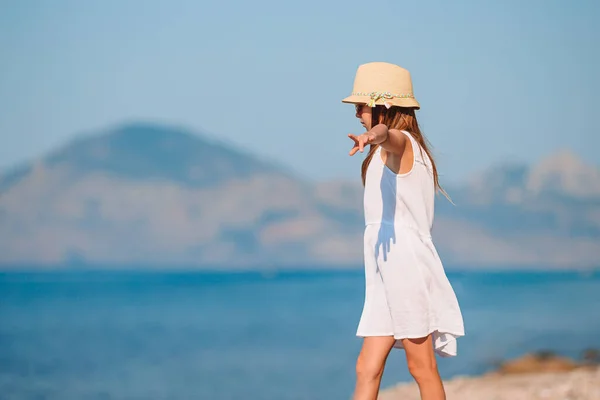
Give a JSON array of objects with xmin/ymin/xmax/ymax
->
[{"xmin": 1, "ymin": 269, "xmax": 599, "ymax": 400}]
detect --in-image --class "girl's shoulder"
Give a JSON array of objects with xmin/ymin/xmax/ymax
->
[{"xmin": 401, "ymin": 130, "xmax": 432, "ymax": 170}]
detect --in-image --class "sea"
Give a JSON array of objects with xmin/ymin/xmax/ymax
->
[{"xmin": 1, "ymin": 269, "xmax": 599, "ymax": 400}]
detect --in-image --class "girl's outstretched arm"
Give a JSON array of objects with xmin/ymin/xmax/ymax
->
[
  {"xmin": 372, "ymin": 124, "xmax": 408, "ymax": 155},
  {"xmin": 348, "ymin": 123, "xmax": 407, "ymax": 156}
]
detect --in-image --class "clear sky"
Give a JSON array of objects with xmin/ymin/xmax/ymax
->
[{"xmin": 1, "ymin": 0, "xmax": 598, "ymax": 183}]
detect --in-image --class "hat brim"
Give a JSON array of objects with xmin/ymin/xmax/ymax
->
[{"xmin": 341, "ymin": 95, "xmax": 420, "ymax": 110}]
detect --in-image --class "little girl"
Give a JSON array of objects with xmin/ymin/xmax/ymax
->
[{"xmin": 342, "ymin": 62, "xmax": 465, "ymax": 400}]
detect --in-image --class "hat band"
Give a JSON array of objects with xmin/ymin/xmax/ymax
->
[{"xmin": 352, "ymin": 91, "xmax": 415, "ymax": 107}]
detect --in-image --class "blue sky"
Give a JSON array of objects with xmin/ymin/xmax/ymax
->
[{"xmin": 1, "ymin": 0, "xmax": 598, "ymax": 183}]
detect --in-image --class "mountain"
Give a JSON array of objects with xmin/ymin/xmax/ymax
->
[
  {"xmin": 431, "ymin": 152, "xmax": 600, "ymax": 267},
  {"xmin": 1, "ymin": 123, "xmax": 279, "ymax": 192},
  {"xmin": 0, "ymin": 123, "xmax": 598, "ymax": 270},
  {"xmin": 0, "ymin": 123, "xmax": 363, "ymax": 268}
]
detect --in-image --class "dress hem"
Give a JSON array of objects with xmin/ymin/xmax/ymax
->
[{"xmin": 355, "ymin": 328, "xmax": 465, "ymax": 357}]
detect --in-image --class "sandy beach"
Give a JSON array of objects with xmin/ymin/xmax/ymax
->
[
  {"xmin": 380, "ymin": 353, "xmax": 600, "ymax": 400},
  {"xmin": 379, "ymin": 367, "xmax": 600, "ymax": 400}
]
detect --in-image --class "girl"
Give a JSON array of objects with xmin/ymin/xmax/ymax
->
[{"xmin": 342, "ymin": 62, "xmax": 465, "ymax": 400}]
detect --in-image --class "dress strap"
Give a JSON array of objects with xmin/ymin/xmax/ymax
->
[{"xmin": 401, "ymin": 130, "xmax": 428, "ymax": 167}]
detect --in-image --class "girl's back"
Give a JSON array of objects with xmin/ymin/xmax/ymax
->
[{"xmin": 363, "ymin": 130, "xmax": 435, "ymax": 235}]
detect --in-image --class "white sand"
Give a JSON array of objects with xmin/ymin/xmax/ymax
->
[{"xmin": 379, "ymin": 367, "xmax": 600, "ymax": 400}]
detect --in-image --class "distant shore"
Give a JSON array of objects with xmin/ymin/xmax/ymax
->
[{"xmin": 380, "ymin": 351, "xmax": 600, "ymax": 400}]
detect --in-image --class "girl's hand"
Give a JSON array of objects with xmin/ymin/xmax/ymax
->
[
  {"xmin": 348, "ymin": 124, "xmax": 389, "ymax": 156},
  {"xmin": 348, "ymin": 132, "xmax": 375, "ymax": 156}
]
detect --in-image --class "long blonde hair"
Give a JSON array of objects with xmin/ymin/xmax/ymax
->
[{"xmin": 361, "ymin": 106, "xmax": 449, "ymax": 200}]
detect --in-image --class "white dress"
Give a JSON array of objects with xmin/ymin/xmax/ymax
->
[{"xmin": 356, "ymin": 130, "xmax": 465, "ymax": 357}]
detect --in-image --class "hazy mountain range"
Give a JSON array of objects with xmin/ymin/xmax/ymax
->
[{"xmin": 1, "ymin": 123, "xmax": 599, "ymax": 270}]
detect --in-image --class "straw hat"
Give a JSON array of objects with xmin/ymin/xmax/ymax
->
[{"xmin": 342, "ymin": 62, "xmax": 420, "ymax": 109}]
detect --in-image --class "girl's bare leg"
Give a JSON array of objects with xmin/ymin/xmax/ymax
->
[
  {"xmin": 402, "ymin": 335, "xmax": 446, "ymax": 400},
  {"xmin": 353, "ymin": 336, "xmax": 396, "ymax": 400}
]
